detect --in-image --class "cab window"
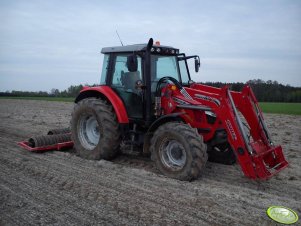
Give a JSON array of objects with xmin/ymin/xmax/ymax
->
[
  {"xmin": 100, "ymin": 54, "xmax": 109, "ymax": 84},
  {"xmin": 178, "ymin": 59, "xmax": 190, "ymax": 84},
  {"xmin": 112, "ymin": 54, "xmax": 142, "ymax": 91},
  {"xmin": 150, "ymin": 55, "xmax": 180, "ymax": 92}
]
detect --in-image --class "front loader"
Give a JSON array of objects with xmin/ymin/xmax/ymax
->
[{"xmin": 19, "ymin": 38, "xmax": 288, "ymax": 181}]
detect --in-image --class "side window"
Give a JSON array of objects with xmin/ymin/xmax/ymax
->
[
  {"xmin": 100, "ymin": 54, "xmax": 109, "ymax": 85},
  {"xmin": 112, "ymin": 54, "xmax": 142, "ymax": 90},
  {"xmin": 178, "ymin": 60, "xmax": 190, "ymax": 84},
  {"xmin": 112, "ymin": 55, "xmax": 128, "ymax": 86}
]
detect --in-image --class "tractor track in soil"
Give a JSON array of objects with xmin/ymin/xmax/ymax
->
[{"xmin": 0, "ymin": 99, "xmax": 300, "ymax": 226}]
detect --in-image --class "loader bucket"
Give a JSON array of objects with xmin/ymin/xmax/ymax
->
[{"xmin": 250, "ymin": 143, "xmax": 288, "ymax": 179}]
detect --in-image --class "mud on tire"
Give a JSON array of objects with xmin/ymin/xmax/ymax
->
[
  {"xmin": 71, "ymin": 98, "xmax": 121, "ymax": 160},
  {"xmin": 150, "ymin": 122, "xmax": 208, "ymax": 181}
]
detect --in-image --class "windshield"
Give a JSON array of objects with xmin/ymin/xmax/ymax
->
[
  {"xmin": 151, "ymin": 55, "xmax": 180, "ymax": 82},
  {"xmin": 150, "ymin": 55, "xmax": 191, "ymax": 88}
]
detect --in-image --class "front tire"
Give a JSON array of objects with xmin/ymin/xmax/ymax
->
[
  {"xmin": 150, "ymin": 122, "xmax": 207, "ymax": 181},
  {"xmin": 71, "ymin": 98, "xmax": 121, "ymax": 160}
]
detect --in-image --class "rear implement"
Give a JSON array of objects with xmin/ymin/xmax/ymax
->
[{"xmin": 18, "ymin": 128, "xmax": 73, "ymax": 152}]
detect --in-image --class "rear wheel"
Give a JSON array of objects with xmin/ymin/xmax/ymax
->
[
  {"xmin": 150, "ymin": 122, "xmax": 207, "ymax": 181},
  {"xmin": 71, "ymin": 98, "xmax": 121, "ymax": 160}
]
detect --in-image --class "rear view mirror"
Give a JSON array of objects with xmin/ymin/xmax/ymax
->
[
  {"xmin": 195, "ymin": 57, "xmax": 200, "ymax": 73},
  {"xmin": 127, "ymin": 54, "xmax": 138, "ymax": 72}
]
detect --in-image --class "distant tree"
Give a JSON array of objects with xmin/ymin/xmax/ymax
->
[
  {"xmin": 66, "ymin": 84, "xmax": 83, "ymax": 97},
  {"xmin": 50, "ymin": 88, "xmax": 60, "ymax": 97},
  {"xmin": 201, "ymin": 79, "xmax": 301, "ymax": 103}
]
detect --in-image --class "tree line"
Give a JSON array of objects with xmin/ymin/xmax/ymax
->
[
  {"xmin": 0, "ymin": 85, "xmax": 84, "ymax": 98},
  {"xmin": 201, "ymin": 79, "xmax": 301, "ymax": 102},
  {"xmin": 0, "ymin": 79, "xmax": 300, "ymax": 102}
]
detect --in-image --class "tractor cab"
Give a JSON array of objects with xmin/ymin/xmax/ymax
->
[{"xmin": 100, "ymin": 39, "xmax": 200, "ymax": 123}]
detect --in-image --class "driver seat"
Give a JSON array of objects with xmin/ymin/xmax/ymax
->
[{"xmin": 122, "ymin": 71, "xmax": 141, "ymax": 91}]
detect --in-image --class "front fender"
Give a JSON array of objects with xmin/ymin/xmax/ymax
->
[{"xmin": 75, "ymin": 86, "xmax": 129, "ymax": 123}]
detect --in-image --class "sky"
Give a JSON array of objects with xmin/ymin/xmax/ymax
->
[{"xmin": 0, "ymin": 0, "xmax": 300, "ymax": 92}]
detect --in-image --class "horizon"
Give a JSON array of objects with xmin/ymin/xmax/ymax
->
[
  {"xmin": 1, "ymin": 79, "xmax": 300, "ymax": 93},
  {"xmin": 1, "ymin": 0, "xmax": 301, "ymax": 92}
]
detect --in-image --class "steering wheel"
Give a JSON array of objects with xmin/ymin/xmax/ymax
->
[{"xmin": 155, "ymin": 76, "xmax": 183, "ymax": 97}]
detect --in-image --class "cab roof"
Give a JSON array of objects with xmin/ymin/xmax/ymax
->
[{"xmin": 101, "ymin": 43, "xmax": 178, "ymax": 54}]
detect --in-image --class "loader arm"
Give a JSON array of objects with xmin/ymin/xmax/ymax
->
[{"xmin": 217, "ymin": 85, "xmax": 288, "ymax": 179}]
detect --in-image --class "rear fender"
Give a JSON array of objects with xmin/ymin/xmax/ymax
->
[{"xmin": 75, "ymin": 86, "xmax": 129, "ymax": 123}]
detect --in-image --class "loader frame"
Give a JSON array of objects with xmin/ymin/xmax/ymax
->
[{"xmin": 185, "ymin": 83, "xmax": 288, "ymax": 179}]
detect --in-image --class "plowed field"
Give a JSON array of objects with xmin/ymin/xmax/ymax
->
[{"xmin": 0, "ymin": 99, "xmax": 300, "ymax": 225}]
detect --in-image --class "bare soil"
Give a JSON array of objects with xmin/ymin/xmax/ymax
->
[{"xmin": 0, "ymin": 99, "xmax": 300, "ymax": 226}]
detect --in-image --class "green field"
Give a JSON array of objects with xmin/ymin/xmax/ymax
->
[
  {"xmin": 1, "ymin": 96, "xmax": 300, "ymax": 115},
  {"xmin": 0, "ymin": 96, "xmax": 74, "ymax": 102},
  {"xmin": 259, "ymin": 102, "xmax": 301, "ymax": 115}
]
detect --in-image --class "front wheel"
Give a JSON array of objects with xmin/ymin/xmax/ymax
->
[
  {"xmin": 71, "ymin": 98, "xmax": 121, "ymax": 160},
  {"xmin": 150, "ymin": 122, "xmax": 208, "ymax": 181}
]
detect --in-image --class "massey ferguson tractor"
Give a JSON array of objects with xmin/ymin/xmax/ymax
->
[{"xmin": 20, "ymin": 38, "xmax": 288, "ymax": 181}]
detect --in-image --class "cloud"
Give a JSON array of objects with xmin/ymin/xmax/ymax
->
[{"xmin": 0, "ymin": 0, "xmax": 301, "ymax": 91}]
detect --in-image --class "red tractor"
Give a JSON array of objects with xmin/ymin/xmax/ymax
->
[{"xmin": 70, "ymin": 38, "xmax": 288, "ymax": 181}]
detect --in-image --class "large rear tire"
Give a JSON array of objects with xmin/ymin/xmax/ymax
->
[
  {"xmin": 150, "ymin": 122, "xmax": 207, "ymax": 181},
  {"xmin": 71, "ymin": 98, "xmax": 121, "ymax": 160}
]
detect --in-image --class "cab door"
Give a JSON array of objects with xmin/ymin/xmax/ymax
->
[{"xmin": 110, "ymin": 53, "xmax": 144, "ymax": 119}]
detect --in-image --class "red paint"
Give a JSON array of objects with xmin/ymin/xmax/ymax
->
[
  {"xmin": 160, "ymin": 84, "xmax": 288, "ymax": 180},
  {"xmin": 79, "ymin": 86, "xmax": 129, "ymax": 123},
  {"xmin": 18, "ymin": 141, "xmax": 73, "ymax": 152}
]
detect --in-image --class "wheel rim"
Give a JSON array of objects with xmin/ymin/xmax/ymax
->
[
  {"xmin": 78, "ymin": 114, "xmax": 100, "ymax": 150},
  {"xmin": 159, "ymin": 139, "xmax": 187, "ymax": 170}
]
